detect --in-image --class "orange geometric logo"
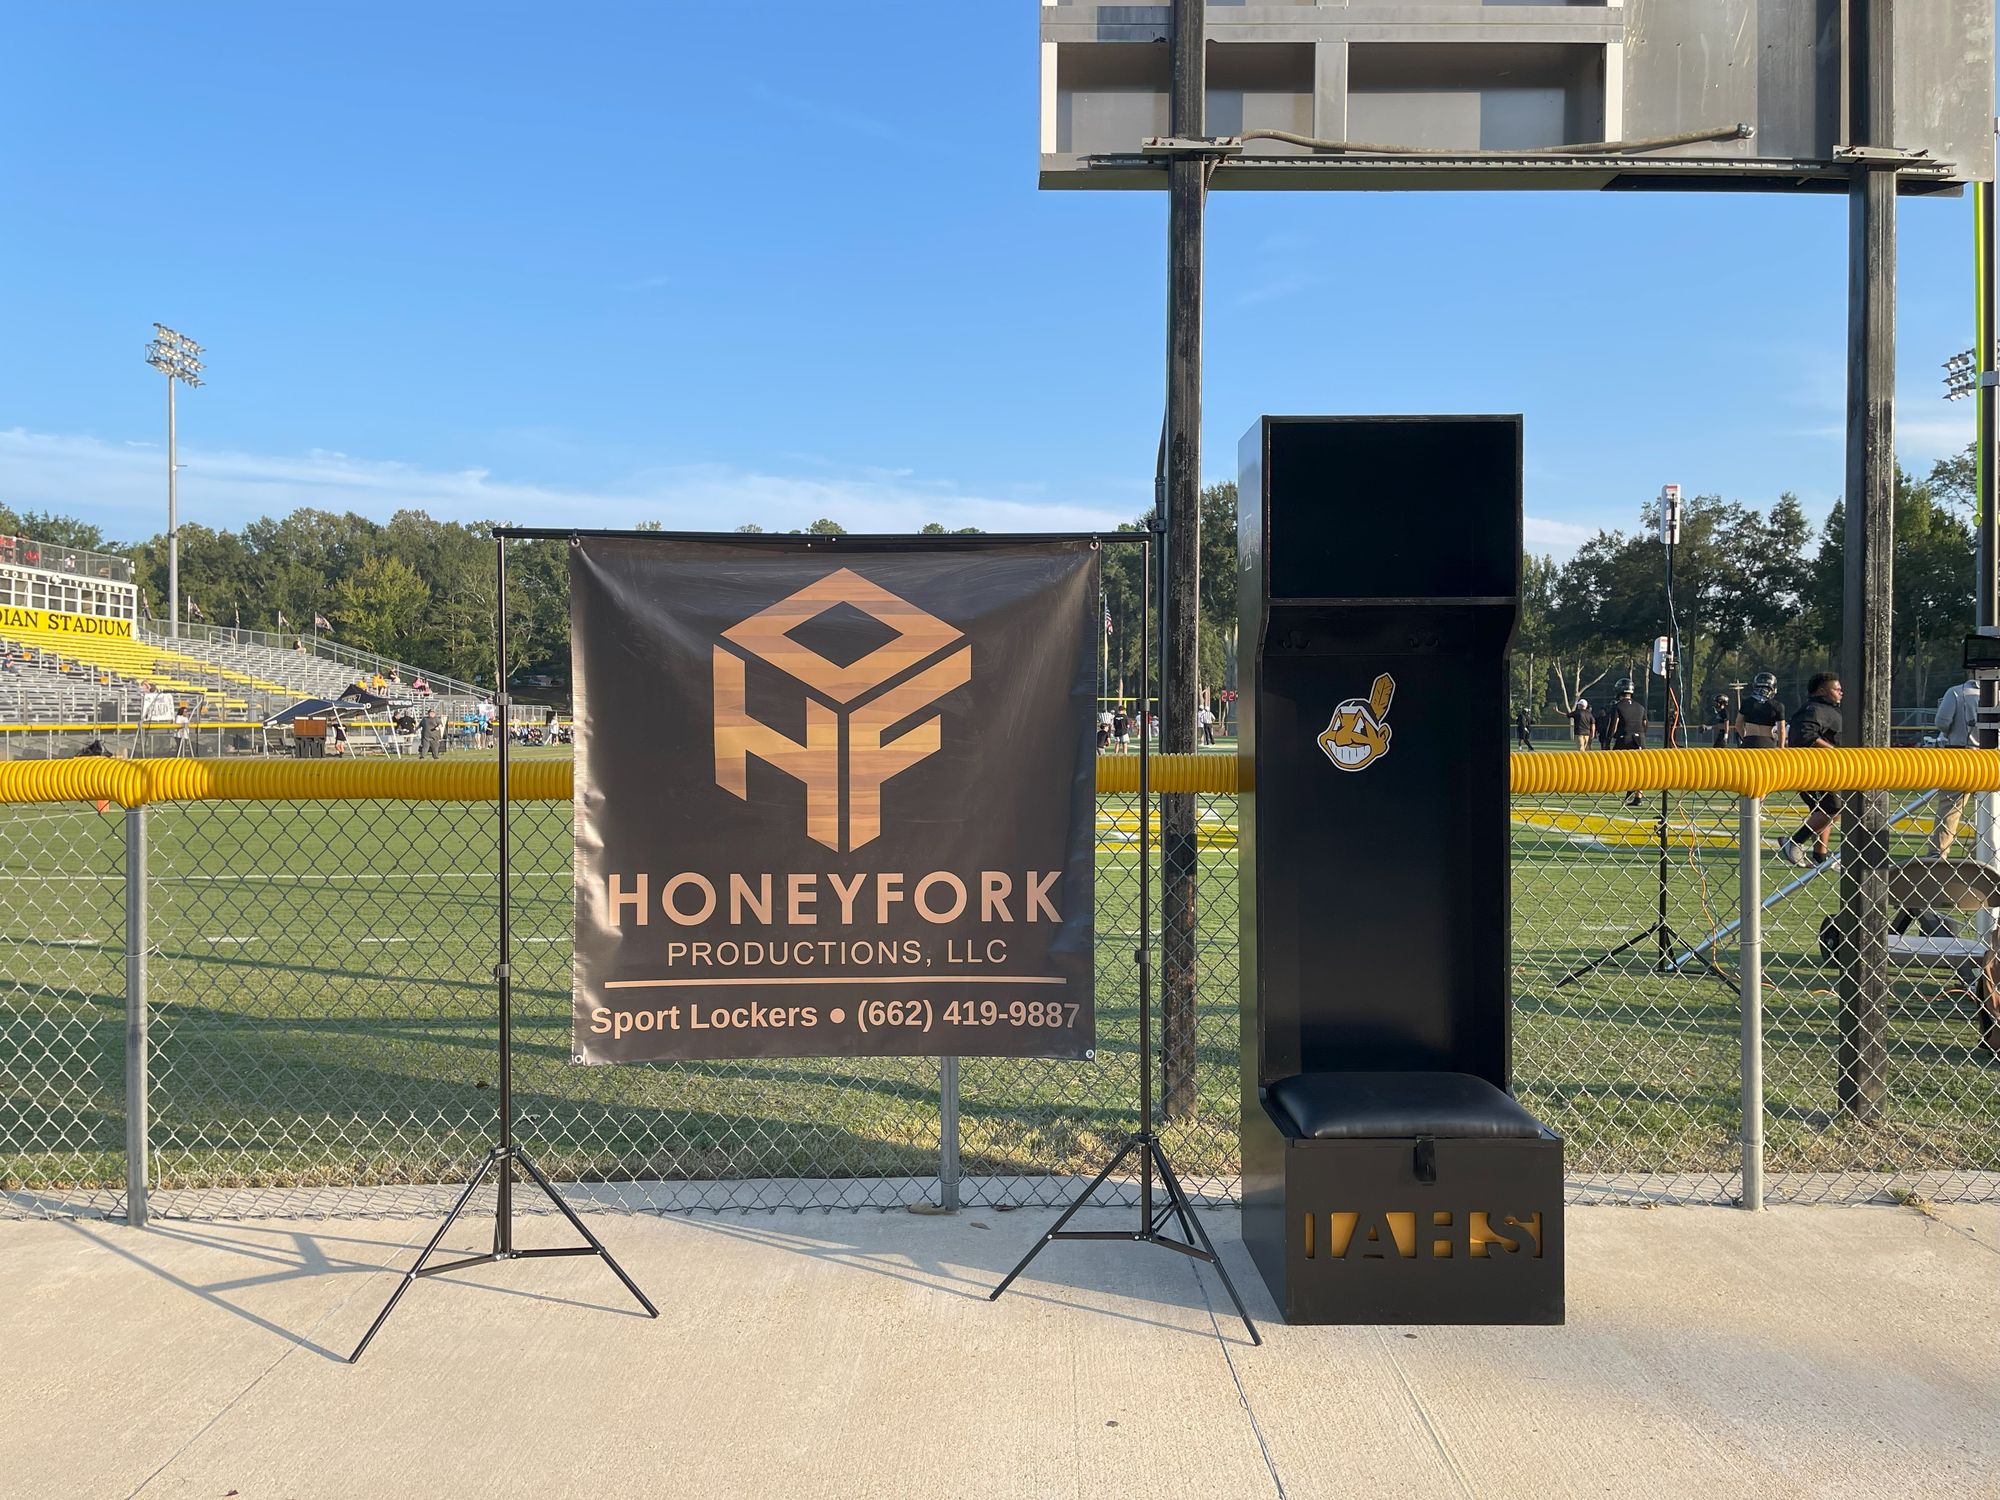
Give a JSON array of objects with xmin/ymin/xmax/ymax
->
[
  {"xmin": 1318, "ymin": 673, "xmax": 1396, "ymax": 773},
  {"xmin": 714, "ymin": 568, "xmax": 971, "ymax": 851}
]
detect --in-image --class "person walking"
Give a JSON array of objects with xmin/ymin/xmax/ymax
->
[
  {"xmin": 1709, "ymin": 692, "xmax": 1733, "ymax": 748},
  {"xmin": 1567, "ymin": 697, "xmax": 1591, "ymax": 753},
  {"xmin": 1595, "ymin": 698, "xmax": 1616, "ymax": 753},
  {"xmin": 1610, "ymin": 679, "xmax": 1648, "ymax": 806},
  {"xmin": 1928, "ymin": 670, "xmax": 1979, "ymax": 857},
  {"xmin": 1735, "ymin": 672, "xmax": 1786, "ymax": 749},
  {"xmin": 1778, "ymin": 672, "xmax": 1845, "ymax": 867},
  {"xmin": 1197, "ymin": 703, "xmax": 1217, "ymax": 747},
  {"xmin": 1515, "ymin": 705, "xmax": 1535, "ymax": 750},
  {"xmin": 418, "ymin": 707, "xmax": 442, "ymax": 759}
]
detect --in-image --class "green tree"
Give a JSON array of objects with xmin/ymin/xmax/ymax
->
[
  {"xmin": 1808, "ymin": 461, "xmax": 1974, "ymax": 701},
  {"xmin": 1513, "ymin": 554, "xmax": 1556, "ymax": 714},
  {"xmin": 0, "ymin": 505, "xmax": 111, "ymax": 553},
  {"xmin": 333, "ymin": 555, "xmax": 432, "ymax": 660}
]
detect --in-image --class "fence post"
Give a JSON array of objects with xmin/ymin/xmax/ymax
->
[
  {"xmin": 1738, "ymin": 795, "xmax": 1764, "ymax": 1211},
  {"xmin": 938, "ymin": 1056, "xmax": 961, "ymax": 1211},
  {"xmin": 123, "ymin": 804, "xmax": 150, "ymax": 1226}
]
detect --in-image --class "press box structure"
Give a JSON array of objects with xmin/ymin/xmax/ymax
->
[{"xmin": 1040, "ymin": 2, "xmax": 1993, "ymax": 194}]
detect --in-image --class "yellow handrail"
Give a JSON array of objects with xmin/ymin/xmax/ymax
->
[{"xmin": 0, "ymin": 747, "xmax": 1995, "ymax": 809}]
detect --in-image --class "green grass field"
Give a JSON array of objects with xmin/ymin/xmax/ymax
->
[{"xmin": 2, "ymin": 758, "xmax": 1996, "ymax": 1211}]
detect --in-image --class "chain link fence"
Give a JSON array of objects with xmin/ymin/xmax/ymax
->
[
  {"xmin": 0, "ymin": 800, "xmax": 127, "ymax": 1218},
  {"xmin": 3, "ymin": 763, "xmax": 1996, "ymax": 1219},
  {"xmin": 1512, "ymin": 782, "xmax": 2000, "ymax": 1205}
]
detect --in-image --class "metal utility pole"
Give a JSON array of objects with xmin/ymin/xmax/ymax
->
[
  {"xmin": 1661, "ymin": 483, "xmax": 1682, "ymax": 749},
  {"xmin": 1942, "ymin": 174, "xmax": 1998, "ymax": 931},
  {"xmin": 1158, "ymin": 0, "xmax": 1206, "ymax": 1119},
  {"xmin": 144, "ymin": 325, "xmax": 205, "ymax": 640},
  {"xmin": 1976, "ymin": 175, "xmax": 1999, "ymax": 915},
  {"xmin": 1837, "ymin": 0, "xmax": 1895, "ymax": 1122}
]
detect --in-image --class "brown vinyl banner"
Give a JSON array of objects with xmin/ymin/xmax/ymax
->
[{"xmin": 570, "ymin": 536, "xmax": 1099, "ymax": 1062}]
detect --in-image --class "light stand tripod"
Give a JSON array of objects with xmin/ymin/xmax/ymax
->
[
  {"xmin": 989, "ymin": 540, "xmax": 1259, "ymax": 1344},
  {"xmin": 1555, "ymin": 784, "xmax": 1687, "ymax": 986},
  {"xmin": 348, "ymin": 539, "xmax": 657, "ymax": 1363},
  {"xmin": 1556, "ymin": 488, "xmax": 1720, "ymax": 989}
]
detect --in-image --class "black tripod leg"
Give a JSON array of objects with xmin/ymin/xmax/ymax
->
[
  {"xmin": 348, "ymin": 1148, "xmax": 499, "ymax": 1363},
  {"xmin": 1152, "ymin": 1153, "xmax": 1196, "ymax": 1242},
  {"xmin": 1149, "ymin": 1143, "xmax": 1260, "ymax": 1346},
  {"xmin": 1554, "ymin": 927, "xmax": 1657, "ymax": 989},
  {"xmin": 512, "ymin": 1149, "xmax": 659, "ymax": 1318},
  {"xmin": 988, "ymin": 1137, "xmax": 1139, "ymax": 1303}
]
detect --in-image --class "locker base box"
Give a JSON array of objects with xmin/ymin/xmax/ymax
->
[{"xmin": 1241, "ymin": 1071, "xmax": 1564, "ymax": 1325}]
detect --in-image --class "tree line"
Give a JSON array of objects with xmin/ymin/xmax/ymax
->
[
  {"xmin": 1515, "ymin": 448, "xmax": 1976, "ymax": 721},
  {"xmin": 1, "ymin": 446, "xmax": 1976, "ymax": 711}
]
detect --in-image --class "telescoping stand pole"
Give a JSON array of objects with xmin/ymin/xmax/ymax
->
[
  {"xmin": 348, "ymin": 538, "xmax": 657, "ymax": 1363},
  {"xmin": 988, "ymin": 538, "xmax": 1259, "ymax": 1344}
]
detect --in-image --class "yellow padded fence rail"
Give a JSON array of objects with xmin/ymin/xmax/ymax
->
[
  {"xmin": 0, "ymin": 748, "xmax": 1995, "ymax": 808},
  {"xmin": 1508, "ymin": 747, "xmax": 2000, "ymax": 799},
  {"xmin": 0, "ymin": 757, "xmax": 572, "ymax": 809},
  {"xmin": 1090, "ymin": 754, "xmax": 1236, "ymax": 794}
]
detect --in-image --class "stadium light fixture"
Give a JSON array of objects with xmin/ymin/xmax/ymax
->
[
  {"xmin": 1944, "ymin": 348, "xmax": 1978, "ymax": 401},
  {"xmin": 144, "ymin": 323, "xmax": 206, "ymax": 638}
]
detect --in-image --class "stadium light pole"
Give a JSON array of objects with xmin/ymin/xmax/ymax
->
[{"xmin": 144, "ymin": 324, "xmax": 204, "ymax": 639}]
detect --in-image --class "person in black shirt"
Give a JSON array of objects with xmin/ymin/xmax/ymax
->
[
  {"xmin": 1515, "ymin": 706, "xmax": 1534, "ymax": 750},
  {"xmin": 1595, "ymin": 701, "xmax": 1616, "ymax": 752},
  {"xmin": 1610, "ymin": 679, "xmax": 1649, "ymax": 805},
  {"xmin": 1709, "ymin": 693, "xmax": 1732, "ymax": 748},
  {"xmin": 1779, "ymin": 672, "xmax": 1844, "ymax": 866},
  {"xmin": 1568, "ymin": 698, "xmax": 1592, "ymax": 752},
  {"xmin": 1735, "ymin": 671, "xmax": 1786, "ymax": 748}
]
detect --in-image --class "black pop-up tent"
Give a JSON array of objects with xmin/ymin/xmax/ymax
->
[
  {"xmin": 265, "ymin": 697, "xmax": 342, "ymax": 726},
  {"xmin": 265, "ymin": 691, "xmax": 407, "ymax": 755}
]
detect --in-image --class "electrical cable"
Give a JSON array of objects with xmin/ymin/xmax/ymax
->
[{"xmin": 1232, "ymin": 123, "xmax": 1754, "ymax": 160}]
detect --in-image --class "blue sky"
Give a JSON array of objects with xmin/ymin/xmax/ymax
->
[{"xmin": 0, "ymin": 4, "xmax": 1986, "ymax": 555}]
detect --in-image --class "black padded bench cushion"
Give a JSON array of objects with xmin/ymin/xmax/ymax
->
[{"xmin": 1268, "ymin": 1071, "xmax": 1543, "ymax": 1140}]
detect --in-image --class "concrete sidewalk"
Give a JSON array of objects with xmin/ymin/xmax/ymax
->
[{"xmin": 1, "ymin": 1202, "xmax": 1994, "ymax": 1499}]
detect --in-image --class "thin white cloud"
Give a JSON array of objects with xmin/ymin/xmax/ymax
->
[
  {"xmin": 747, "ymin": 84, "xmax": 905, "ymax": 146},
  {"xmin": 1524, "ymin": 515, "xmax": 1598, "ymax": 551},
  {"xmin": 1895, "ymin": 412, "xmax": 1976, "ymax": 458},
  {"xmin": 1230, "ymin": 272, "xmax": 1320, "ymax": 310},
  {"xmin": 1, "ymin": 426, "xmax": 1608, "ymax": 557},
  {"xmin": 0, "ymin": 427, "xmax": 1131, "ymax": 541}
]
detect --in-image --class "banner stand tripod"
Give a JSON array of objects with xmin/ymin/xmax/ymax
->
[
  {"xmin": 348, "ymin": 538, "xmax": 657, "ymax": 1363},
  {"xmin": 989, "ymin": 539, "xmax": 1260, "ymax": 1345}
]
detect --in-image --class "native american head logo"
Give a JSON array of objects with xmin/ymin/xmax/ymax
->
[{"xmin": 1318, "ymin": 674, "xmax": 1396, "ymax": 773}]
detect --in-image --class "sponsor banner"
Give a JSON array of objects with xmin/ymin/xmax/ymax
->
[
  {"xmin": 571, "ymin": 537, "xmax": 1099, "ymax": 1062},
  {"xmin": 0, "ymin": 607, "xmax": 134, "ymax": 639}
]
